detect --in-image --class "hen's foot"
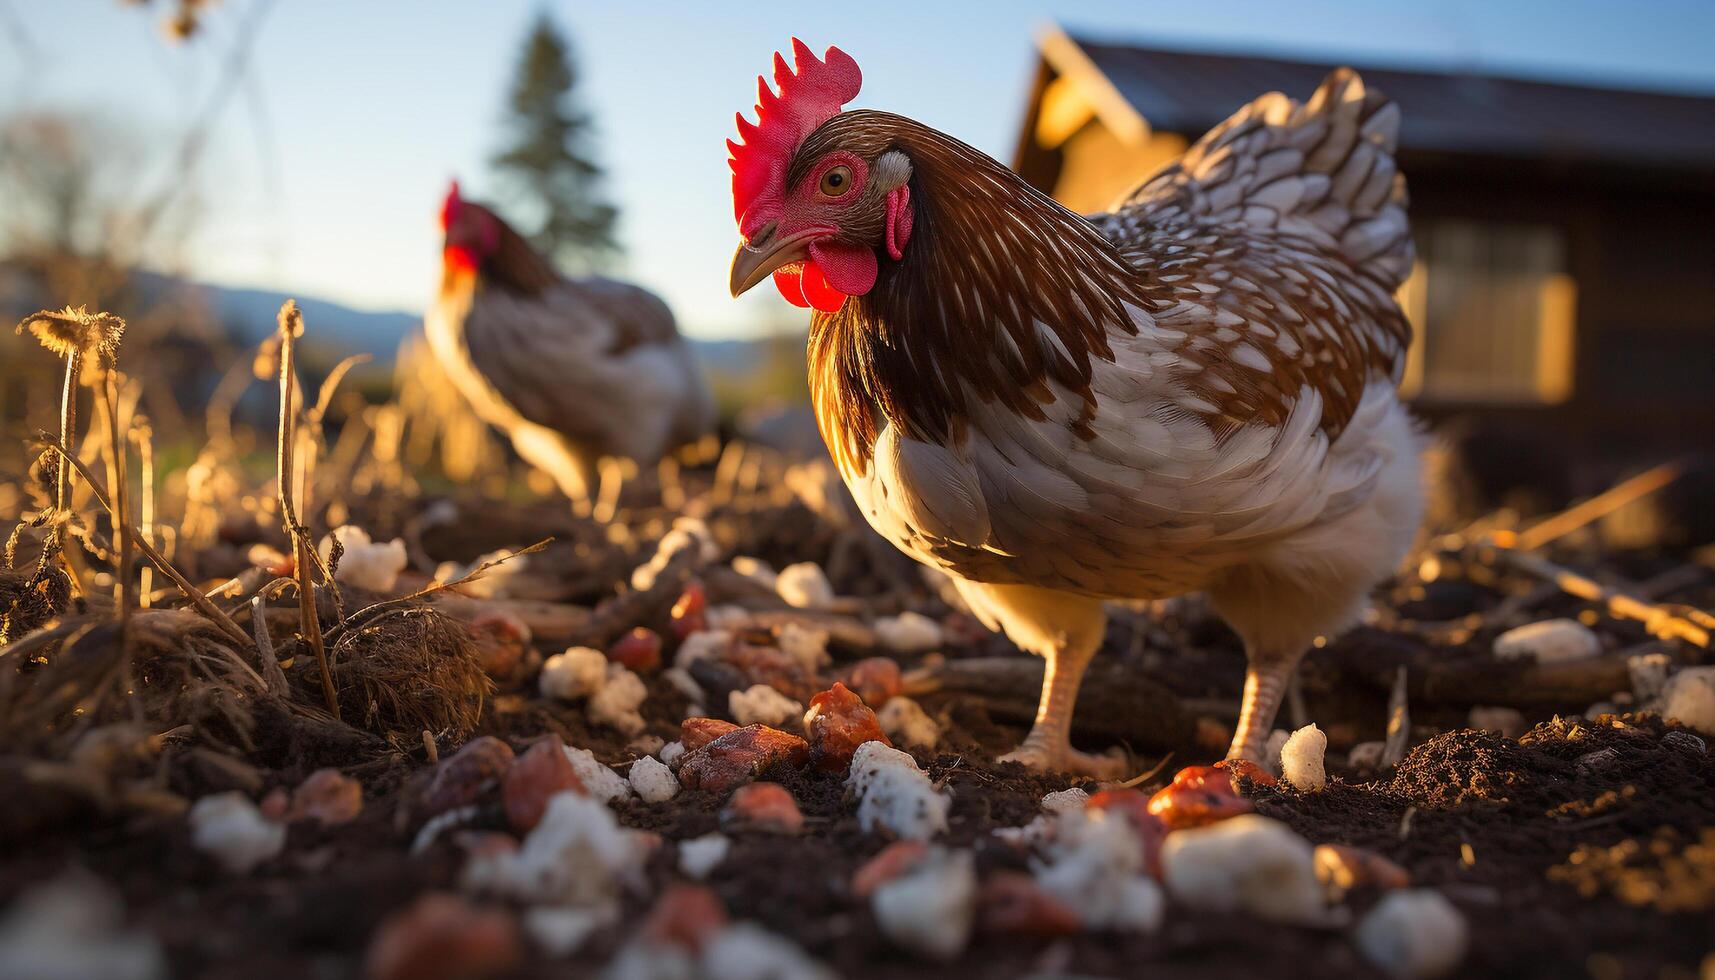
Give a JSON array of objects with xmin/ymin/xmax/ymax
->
[{"xmin": 998, "ymin": 737, "xmax": 1128, "ymax": 780}]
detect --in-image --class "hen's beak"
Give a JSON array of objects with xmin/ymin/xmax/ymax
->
[{"xmin": 729, "ymin": 223, "xmax": 821, "ymax": 297}]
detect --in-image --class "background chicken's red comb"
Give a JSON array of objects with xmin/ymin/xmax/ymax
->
[
  {"xmin": 728, "ymin": 39, "xmax": 861, "ymax": 231},
  {"xmin": 440, "ymin": 180, "xmax": 463, "ymax": 230}
]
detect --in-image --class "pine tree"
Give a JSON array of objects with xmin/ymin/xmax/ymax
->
[{"xmin": 491, "ymin": 13, "xmax": 619, "ymax": 271}]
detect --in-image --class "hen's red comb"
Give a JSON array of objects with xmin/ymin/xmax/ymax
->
[
  {"xmin": 440, "ymin": 180, "xmax": 463, "ymax": 230},
  {"xmin": 728, "ymin": 39, "xmax": 861, "ymax": 231}
]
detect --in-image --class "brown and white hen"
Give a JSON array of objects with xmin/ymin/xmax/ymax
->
[
  {"xmin": 430, "ymin": 184, "xmax": 715, "ymax": 517},
  {"xmin": 727, "ymin": 42, "xmax": 1424, "ymax": 775}
]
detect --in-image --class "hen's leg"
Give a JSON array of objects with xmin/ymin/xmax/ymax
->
[
  {"xmin": 951, "ymin": 580, "xmax": 1126, "ymax": 779},
  {"xmin": 509, "ymin": 423, "xmax": 597, "ymax": 517},
  {"xmin": 999, "ymin": 638, "xmax": 1128, "ymax": 779},
  {"xmin": 1228, "ymin": 647, "xmax": 1306, "ymax": 762}
]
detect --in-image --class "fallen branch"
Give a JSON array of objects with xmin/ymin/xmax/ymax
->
[{"xmin": 1493, "ymin": 546, "xmax": 1711, "ymax": 648}]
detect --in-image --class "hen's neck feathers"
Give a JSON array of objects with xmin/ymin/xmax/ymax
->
[
  {"xmin": 807, "ymin": 111, "xmax": 1164, "ymax": 474},
  {"xmin": 443, "ymin": 215, "xmax": 559, "ymax": 298}
]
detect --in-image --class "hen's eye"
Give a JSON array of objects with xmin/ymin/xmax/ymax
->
[{"xmin": 819, "ymin": 166, "xmax": 853, "ymax": 196}]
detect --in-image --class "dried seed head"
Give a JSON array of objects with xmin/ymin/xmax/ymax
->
[
  {"xmin": 16, "ymin": 306, "xmax": 126, "ymax": 363},
  {"xmin": 277, "ymin": 299, "xmax": 304, "ymax": 340}
]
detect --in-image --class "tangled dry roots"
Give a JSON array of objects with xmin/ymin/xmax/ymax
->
[{"xmin": 315, "ymin": 604, "xmax": 490, "ymax": 739}]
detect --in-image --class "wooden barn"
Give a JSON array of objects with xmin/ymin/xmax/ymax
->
[{"xmin": 1012, "ymin": 28, "xmax": 1715, "ymax": 455}]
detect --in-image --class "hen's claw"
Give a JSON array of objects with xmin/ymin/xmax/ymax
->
[{"xmin": 998, "ymin": 739, "xmax": 1128, "ymax": 780}]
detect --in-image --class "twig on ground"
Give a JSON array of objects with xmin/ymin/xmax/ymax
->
[{"xmin": 1493, "ymin": 546, "xmax": 1711, "ymax": 648}]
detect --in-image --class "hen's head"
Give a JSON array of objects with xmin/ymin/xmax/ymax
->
[
  {"xmin": 727, "ymin": 40, "xmax": 913, "ymax": 313},
  {"xmin": 440, "ymin": 181, "xmax": 502, "ymax": 274}
]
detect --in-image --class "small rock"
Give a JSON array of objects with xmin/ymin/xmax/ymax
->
[
  {"xmin": 0, "ymin": 873, "xmax": 166, "ymax": 980},
  {"xmin": 775, "ymin": 562, "xmax": 835, "ymax": 609},
  {"xmin": 877, "ymin": 696, "xmax": 941, "ymax": 749},
  {"xmin": 728, "ymin": 684, "xmax": 803, "ymax": 728},
  {"xmin": 675, "ymin": 630, "xmax": 733, "ymax": 669},
  {"xmin": 681, "ymin": 716, "xmax": 741, "ymax": 752},
  {"xmin": 289, "ymin": 769, "xmax": 363, "ymax": 827},
  {"xmin": 702, "ymin": 922, "xmax": 836, "ymax": 980},
  {"xmin": 560, "ymin": 746, "xmax": 633, "ymax": 803},
  {"xmin": 851, "ymin": 840, "xmax": 930, "ymax": 898},
  {"xmin": 589, "ymin": 663, "xmax": 648, "ymax": 735},
  {"xmin": 364, "ymin": 893, "xmax": 520, "ymax": 980},
  {"xmin": 522, "ymin": 905, "xmax": 613, "ymax": 959},
  {"xmin": 1494, "ymin": 618, "xmax": 1600, "ymax": 664},
  {"xmin": 1040, "ymin": 788, "xmax": 1089, "ymax": 814},
  {"xmin": 1280, "ymin": 723, "xmax": 1328, "ymax": 791},
  {"xmin": 843, "ymin": 657, "xmax": 903, "ymax": 707},
  {"xmin": 722, "ymin": 782, "xmax": 804, "ymax": 834},
  {"xmin": 847, "ymin": 742, "xmax": 951, "ymax": 841},
  {"xmin": 319, "ymin": 525, "xmax": 407, "ymax": 593},
  {"xmin": 423, "ymin": 736, "xmax": 515, "ymax": 817},
  {"xmin": 1467, "ymin": 706, "xmax": 1526, "ymax": 739},
  {"xmin": 1085, "ymin": 789, "xmax": 1168, "ymax": 877},
  {"xmin": 804, "ymin": 682, "xmax": 890, "ymax": 772},
  {"xmin": 628, "ymin": 756, "xmax": 679, "ymax": 803},
  {"xmin": 1034, "ymin": 809, "xmax": 1163, "ymax": 930},
  {"xmin": 978, "ymin": 870, "xmax": 1082, "ymax": 936},
  {"xmin": 1146, "ymin": 766, "xmax": 1255, "ymax": 830},
  {"xmin": 539, "ymin": 647, "xmax": 607, "ymax": 701},
  {"xmin": 608, "ymin": 628, "xmax": 663, "ymax": 673},
  {"xmin": 1661, "ymin": 666, "xmax": 1715, "ymax": 735},
  {"xmin": 643, "ymin": 883, "xmax": 728, "ymax": 953},
  {"xmin": 871, "ymin": 848, "xmax": 976, "ymax": 960},
  {"xmin": 1628, "ymin": 652, "xmax": 1673, "ymax": 701},
  {"xmin": 678, "ymin": 833, "xmax": 732, "ymax": 879},
  {"xmin": 874, "ymin": 611, "xmax": 943, "ymax": 653},
  {"xmin": 1314, "ymin": 843, "xmax": 1411, "ymax": 896},
  {"xmin": 189, "ymin": 792, "xmax": 285, "ymax": 874},
  {"xmin": 1662, "ymin": 730, "xmax": 1707, "ymax": 754},
  {"xmin": 467, "ymin": 613, "xmax": 529, "ymax": 679},
  {"xmin": 1353, "ymin": 889, "xmax": 1468, "ymax": 978},
  {"xmin": 1213, "ymin": 758, "xmax": 1279, "ymax": 788},
  {"xmin": 775, "ymin": 622, "xmax": 831, "ymax": 674},
  {"xmin": 1575, "ymin": 747, "xmax": 1622, "ymax": 775},
  {"xmin": 1161, "ymin": 815, "xmax": 1330, "ymax": 926},
  {"xmin": 677, "ymin": 724, "xmax": 810, "ymax": 793},
  {"xmin": 504, "ymin": 738, "xmax": 585, "ymax": 833},
  {"xmin": 669, "ymin": 582, "xmax": 708, "ymax": 641}
]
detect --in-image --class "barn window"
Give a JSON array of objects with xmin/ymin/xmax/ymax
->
[{"xmin": 1398, "ymin": 221, "xmax": 1576, "ymax": 404}]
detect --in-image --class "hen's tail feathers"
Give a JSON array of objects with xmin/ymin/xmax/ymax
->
[{"xmin": 1118, "ymin": 68, "xmax": 1414, "ymax": 291}]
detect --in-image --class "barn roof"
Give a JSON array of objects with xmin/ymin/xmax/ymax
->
[{"xmin": 1036, "ymin": 27, "xmax": 1715, "ymax": 170}]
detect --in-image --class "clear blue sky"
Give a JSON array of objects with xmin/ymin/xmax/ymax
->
[{"xmin": 5, "ymin": 0, "xmax": 1714, "ymax": 338}]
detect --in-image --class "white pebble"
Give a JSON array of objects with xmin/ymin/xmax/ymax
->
[
  {"xmin": 846, "ymin": 742, "xmax": 951, "ymax": 841},
  {"xmin": 674, "ymin": 630, "xmax": 732, "ymax": 670},
  {"xmin": 524, "ymin": 904, "xmax": 615, "ymax": 958},
  {"xmin": 703, "ymin": 922, "xmax": 838, "ymax": 980},
  {"xmin": 0, "ymin": 874, "xmax": 165, "ymax": 980},
  {"xmin": 589, "ymin": 663, "xmax": 648, "ymax": 735},
  {"xmin": 629, "ymin": 734, "xmax": 665, "ymax": 757},
  {"xmin": 1628, "ymin": 652, "xmax": 1673, "ymax": 701},
  {"xmin": 873, "ymin": 612, "xmax": 943, "ymax": 654},
  {"xmin": 877, "ymin": 696, "xmax": 941, "ymax": 749},
  {"xmin": 628, "ymin": 756, "xmax": 679, "ymax": 803},
  {"xmin": 474, "ymin": 792, "xmax": 648, "ymax": 904},
  {"xmin": 775, "ymin": 622, "xmax": 831, "ymax": 673},
  {"xmin": 1494, "ymin": 618, "xmax": 1600, "ymax": 664},
  {"xmin": 1354, "ymin": 889, "xmax": 1468, "ymax": 978},
  {"xmin": 1039, "ymin": 788, "xmax": 1090, "ymax": 814},
  {"xmin": 728, "ymin": 684, "xmax": 803, "ymax": 728},
  {"xmin": 561, "ymin": 746, "xmax": 632, "ymax": 803},
  {"xmin": 1034, "ymin": 809, "xmax": 1163, "ymax": 931},
  {"xmin": 1467, "ymin": 706, "xmax": 1526, "ymax": 738},
  {"xmin": 678, "ymin": 833, "xmax": 732, "ymax": 880},
  {"xmin": 1660, "ymin": 666, "xmax": 1715, "ymax": 735},
  {"xmin": 705, "ymin": 604, "xmax": 751, "ymax": 630},
  {"xmin": 729, "ymin": 556, "xmax": 778, "ymax": 590},
  {"xmin": 188, "ymin": 792, "xmax": 285, "ymax": 874},
  {"xmin": 1281, "ymin": 723, "xmax": 1328, "ymax": 791},
  {"xmin": 540, "ymin": 647, "xmax": 607, "ymax": 702},
  {"xmin": 775, "ymin": 562, "xmax": 835, "ymax": 609},
  {"xmin": 659, "ymin": 740, "xmax": 686, "ymax": 768},
  {"xmin": 1162, "ymin": 815, "xmax": 1331, "ymax": 925},
  {"xmin": 318, "ymin": 525, "xmax": 407, "ymax": 593},
  {"xmin": 871, "ymin": 848, "xmax": 976, "ymax": 960}
]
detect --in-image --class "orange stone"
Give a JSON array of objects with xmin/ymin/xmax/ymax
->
[
  {"xmin": 290, "ymin": 768, "xmax": 363, "ymax": 826},
  {"xmin": 722, "ymin": 782, "xmax": 804, "ymax": 834},
  {"xmin": 850, "ymin": 840, "xmax": 930, "ymax": 898},
  {"xmin": 1213, "ymin": 758, "xmax": 1279, "ymax": 788},
  {"xmin": 422, "ymin": 736, "xmax": 514, "ymax": 817},
  {"xmin": 680, "ymin": 717, "xmax": 740, "ymax": 752},
  {"xmin": 677, "ymin": 724, "xmax": 810, "ymax": 793},
  {"xmin": 608, "ymin": 627, "xmax": 663, "ymax": 673},
  {"xmin": 978, "ymin": 871, "xmax": 1083, "ymax": 936},
  {"xmin": 1146, "ymin": 766, "xmax": 1256, "ymax": 831},
  {"xmin": 363, "ymin": 893, "xmax": 520, "ymax": 980},
  {"xmin": 643, "ymin": 883, "xmax": 728, "ymax": 953},
  {"xmin": 842, "ymin": 658, "xmax": 903, "ymax": 707},
  {"xmin": 804, "ymin": 682, "xmax": 890, "ymax": 772},
  {"xmin": 502, "ymin": 738, "xmax": 584, "ymax": 833},
  {"xmin": 1086, "ymin": 788, "xmax": 1169, "ymax": 876}
]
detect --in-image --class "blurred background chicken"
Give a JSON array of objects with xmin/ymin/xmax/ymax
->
[
  {"xmin": 728, "ymin": 42, "xmax": 1423, "ymax": 775},
  {"xmin": 430, "ymin": 183, "xmax": 715, "ymax": 518}
]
